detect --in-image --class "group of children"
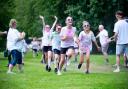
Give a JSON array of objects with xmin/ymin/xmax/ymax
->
[
  {"xmin": 6, "ymin": 10, "xmax": 128, "ymax": 75},
  {"xmin": 38, "ymin": 15, "xmax": 114, "ymax": 75}
]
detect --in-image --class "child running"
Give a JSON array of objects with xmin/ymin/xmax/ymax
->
[
  {"xmin": 57, "ymin": 16, "xmax": 77, "ymax": 75},
  {"xmin": 39, "ymin": 15, "xmax": 57, "ymax": 72},
  {"xmin": 78, "ymin": 21, "xmax": 100, "ymax": 74},
  {"xmin": 51, "ymin": 24, "xmax": 62, "ymax": 73}
]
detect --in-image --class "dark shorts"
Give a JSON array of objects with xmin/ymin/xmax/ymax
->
[
  {"xmin": 43, "ymin": 46, "xmax": 52, "ymax": 52},
  {"xmin": 61, "ymin": 46, "xmax": 74, "ymax": 54},
  {"xmin": 32, "ymin": 49, "xmax": 38, "ymax": 52},
  {"xmin": 53, "ymin": 49, "xmax": 60, "ymax": 55},
  {"xmin": 10, "ymin": 50, "xmax": 22, "ymax": 66}
]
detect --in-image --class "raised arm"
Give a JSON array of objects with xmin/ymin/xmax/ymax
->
[
  {"xmin": 39, "ymin": 15, "xmax": 45, "ymax": 30},
  {"xmin": 50, "ymin": 16, "xmax": 58, "ymax": 31}
]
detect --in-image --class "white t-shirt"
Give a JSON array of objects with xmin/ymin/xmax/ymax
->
[
  {"xmin": 60, "ymin": 26, "xmax": 76, "ymax": 48},
  {"xmin": 97, "ymin": 29, "xmax": 108, "ymax": 46},
  {"xmin": 7, "ymin": 28, "xmax": 22, "ymax": 51},
  {"xmin": 114, "ymin": 20, "xmax": 128, "ymax": 44},
  {"xmin": 42, "ymin": 30, "xmax": 52, "ymax": 46},
  {"xmin": 41, "ymin": 36, "xmax": 44, "ymax": 48}
]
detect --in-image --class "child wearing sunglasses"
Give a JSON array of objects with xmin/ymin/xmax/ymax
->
[{"xmin": 78, "ymin": 21, "xmax": 100, "ymax": 74}]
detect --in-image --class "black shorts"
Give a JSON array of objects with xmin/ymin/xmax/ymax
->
[
  {"xmin": 32, "ymin": 49, "xmax": 38, "ymax": 52},
  {"xmin": 43, "ymin": 46, "xmax": 52, "ymax": 52},
  {"xmin": 53, "ymin": 49, "xmax": 60, "ymax": 55},
  {"xmin": 61, "ymin": 46, "xmax": 74, "ymax": 54}
]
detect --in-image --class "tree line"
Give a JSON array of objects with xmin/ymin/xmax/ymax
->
[{"xmin": 0, "ymin": 0, "xmax": 128, "ymax": 52}]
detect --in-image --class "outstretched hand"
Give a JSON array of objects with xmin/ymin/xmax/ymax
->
[{"xmin": 39, "ymin": 15, "xmax": 44, "ymax": 19}]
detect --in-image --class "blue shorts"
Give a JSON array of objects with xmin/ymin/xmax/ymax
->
[
  {"xmin": 116, "ymin": 44, "xmax": 128, "ymax": 55},
  {"xmin": 10, "ymin": 50, "xmax": 22, "ymax": 66}
]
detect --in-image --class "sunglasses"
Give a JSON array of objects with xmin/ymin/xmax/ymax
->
[
  {"xmin": 67, "ymin": 19, "xmax": 73, "ymax": 21},
  {"xmin": 83, "ymin": 25, "xmax": 90, "ymax": 27}
]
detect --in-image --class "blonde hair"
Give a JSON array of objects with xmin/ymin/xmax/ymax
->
[
  {"xmin": 82, "ymin": 21, "xmax": 90, "ymax": 27},
  {"xmin": 9, "ymin": 19, "xmax": 17, "ymax": 28}
]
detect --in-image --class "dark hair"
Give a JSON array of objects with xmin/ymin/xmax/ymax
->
[
  {"xmin": 56, "ymin": 23, "xmax": 62, "ymax": 27},
  {"xmin": 116, "ymin": 10, "xmax": 124, "ymax": 17}
]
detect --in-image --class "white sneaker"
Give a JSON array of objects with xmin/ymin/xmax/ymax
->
[
  {"xmin": 113, "ymin": 68, "xmax": 120, "ymax": 72},
  {"xmin": 7, "ymin": 71, "xmax": 16, "ymax": 74},
  {"xmin": 57, "ymin": 70, "xmax": 62, "ymax": 75},
  {"xmin": 113, "ymin": 64, "xmax": 117, "ymax": 67}
]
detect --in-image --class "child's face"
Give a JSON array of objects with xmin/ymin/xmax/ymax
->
[
  {"xmin": 56, "ymin": 25, "xmax": 61, "ymax": 32},
  {"xmin": 83, "ymin": 23, "xmax": 90, "ymax": 31},
  {"xmin": 45, "ymin": 25, "xmax": 50, "ymax": 32},
  {"xmin": 66, "ymin": 17, "xmax": 73, "ymax": 26}
]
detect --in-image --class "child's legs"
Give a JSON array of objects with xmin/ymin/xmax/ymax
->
[
  {"xmin": 48, "ymin": 50, "xmax": 52, "ymax": 67},
  {"xmin": 66, "ymin": 47, "xmax": 74, "ymax": 59},
  {"xmin": 54, "ymin": 54, "xmax": 59, "ymax": 68},
  {"xmin": 59, "ymin": 54, "xmax": 65, "ymax": 70},
  {"xmin": 79, "ymin": 53, "xmax": 84, "ymax": 64},
  {"xmin": 74, "ymin": 48, "xmax": 79, "ymax": 61},
  {"xmin": 59, "ymin": 48, "xmax": 67, "ymax": 71},
  {"xmin": 85, "ymin": 52, "xmax": 90, "ymax": 71}
]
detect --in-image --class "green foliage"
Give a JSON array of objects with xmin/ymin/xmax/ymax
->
[
  {"xmin": 2, "ymin": 0, "xmax": 128, "ymax": 37},
  {"xmin": 0, "ymin": 0, "xmax": 128, "ymax": 51},
  {"xmin": 0, "ymin": 0, "xmax": 14, "ymax": 50}
]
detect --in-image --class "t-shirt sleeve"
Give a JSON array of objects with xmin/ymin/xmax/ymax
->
[
  {"xmin": 91, "ymin": 32, "xmax": 96, "ymax": 41},
  {"xmin": 114, "ymin": 23, "xmax": 119, "ymax": 33}
]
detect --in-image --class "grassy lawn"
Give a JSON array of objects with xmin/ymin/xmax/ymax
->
[{"xmin": 0, "ymin": 51, "xmax": 128, "ymax": 89}]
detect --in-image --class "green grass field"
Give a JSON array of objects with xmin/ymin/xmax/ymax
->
[{"xmin": 0, "ymin": 51, "xmax": 128, "ymax": 89}]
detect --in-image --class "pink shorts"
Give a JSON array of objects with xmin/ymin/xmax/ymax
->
[{"xmin": 79, "ymin": 46, "xmax": 91, "ymax": 54}]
